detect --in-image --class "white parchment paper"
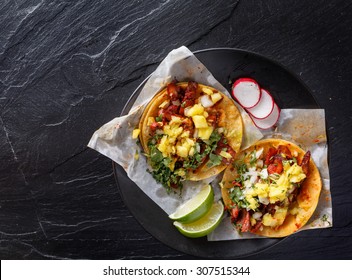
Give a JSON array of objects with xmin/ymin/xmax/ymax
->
[{"xmin": 88, "ymin": 46, "xmax": 332, "ymax": 241}]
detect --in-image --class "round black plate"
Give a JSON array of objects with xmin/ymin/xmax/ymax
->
[{"xmin": 113, "ymin": 48, "xmax": 320, "ymax": 259}]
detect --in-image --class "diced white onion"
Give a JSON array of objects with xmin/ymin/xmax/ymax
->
[
  {"xmin": 259, "ymin": 168, "xmax": 268, "ymax": 179},
  {"xmin": 256, "ymin": 147, "xmax": 264, "ymax": 159},
  {"xmin": 156, "ymin": 129, "xmax": 163, "ymax": 134},
  {"xmin": 253, "ymin": 212, "xmax": 262, "ymax": 220},
  {"xmin": 288, "ymin": 185, "xmax": 296, "ymax": 194},
  {"xmin": 243, "ymin": 167, "xmax": 259, "ymax": 185},
  {"xmin": 193, "ymin": 128, "xmax": 199, "ymax": 139},
  {"xmin": 243, "ymin": 180, "xmax": 252, "ymax": 191},
  {"xmin": 249, "ymin": 175, "xmax": 258, "ymax": 185},
  {"xmin": 196, "ymin": 142, "xmax": 201, "ymax": 153},
  {"xmin": 217, "ymin": 127, "xmax": 224, "ymax": 134},
  {"xmin": 200, "ymin": 95, "xmax": 214, "ymax": 108},
  {"xmin": 259, "ymin": 196, "xmax": 269, "ymax": 205},
  {"xmin": 172, "ymin": 99, "xmax": 181, "ymax": 106},
  {"xmin": 257, "ymin": 159, "xmax": 264, "ymax": 168},
  {"xmin": 184, "ymin": 106, "xmax": 191, "ymax": 116}
]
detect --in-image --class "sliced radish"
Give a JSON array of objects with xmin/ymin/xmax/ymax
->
[
  {"xmin": 232, "ymin": 78, "xmax": 261, "ymax": 108},
  {"xmin": 247, "ymin": 89, "xmax": 274, "ymax": 119},
  {"xmin": 251, "ymin": 103, "xmax": 280, "ymax": 129}
]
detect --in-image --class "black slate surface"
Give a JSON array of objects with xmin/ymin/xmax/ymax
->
[{"xmin": 0, "ymin": 0, "xmax": 351, "ymax": 259}]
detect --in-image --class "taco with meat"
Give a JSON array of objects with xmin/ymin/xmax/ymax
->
[
  {"xmin": 139, "ymin": 81, "xmax": 243, "ymax": 192},
  {"xmin": 220, "ymin": 138, "xmax": 322, "ymax": 237}
]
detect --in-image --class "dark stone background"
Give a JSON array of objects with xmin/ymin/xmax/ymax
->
[{"xmin": 0, "ymin": 0, "xmax": 351, "ymax": 259}]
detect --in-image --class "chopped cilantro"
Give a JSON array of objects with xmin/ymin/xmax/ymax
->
[
  {"xmin": 147, "ymin": 133, "xmax": 163, "ymax": 146},
  {"xmin": 147, "ymin": 130, "xmax": 224, "ymax": 191},
  {"xmin": 148, "ymin": 165, "xmax": 182, "ymax": 193},
  {"xmin": 149, "ymin": 145, "xmax": 163, "ymax": 165},
  {"xmin": 183, "ymin": 131, "xmax": 223, "ymax": 170},
  {"xmin": 183, "ymin": 143, "xmax": 204, "ymax": 169},
  {"xmin": 235, "ymin": 161, "xmax": 248, "ymax": 175},
  {"xmin": 229, "ymin": 187, "xmax": 248, "ymax": 209},
  {"xmin": 207, "ymin": 153, "xmax": 222, "ymax": 168},
  {"xmin": 249, "ymin": 150, "xmax": 257, "ymax": 166},
  {"xmin": 147, "ymin": 143, "xmax": 181, "ymax": 192},
  {"xmin": 233, "ymin": 161, "xmax": 248, "ymax": 186},
  {"xmin": 208, "ymin": 130, "xmax": 222, "ymax": 145}
]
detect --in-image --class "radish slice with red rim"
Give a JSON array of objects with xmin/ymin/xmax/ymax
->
[
  {"xmin": 251, "ymin": 103, "xmax": 280, "ymax": 129},
  {"xmin": 247, "ymin": 89, "xmax": 274, "ymax": 119},
  {"xmin": 232, "ymin": 78, "xmax": 261, "ymax": 108}
]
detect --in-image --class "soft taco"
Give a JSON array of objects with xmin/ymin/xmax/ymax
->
[
  {"xmin": 139, "ymin": 81, "xmax": 243, "ymax": 191},
  {"xmin": 221, "ymin": 138, "xmax": 322, "ymax": 237}
]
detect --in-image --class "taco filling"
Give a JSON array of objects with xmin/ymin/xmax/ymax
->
[
  {"xmin": 221, "ymin": 139, "xmax": 322, "ymax": 237},
  {"xmin": 139, "ymin": 81, "xmax": 243, "ymax": 192}
]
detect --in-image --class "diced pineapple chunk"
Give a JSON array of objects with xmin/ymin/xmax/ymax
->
[
  {"xmin": 211, "ymin": 93, "xmax": 223, "ymax": 104},
  {"xmin": 132, "ymin": 129, "xmax": 140, "ymax": 139},
  {"xmin": 174, "ymin": 126, "xmax": 184, "ymax": 137},
  {"xmin": 263, "ymin": 207, "xmax": 288, "ymax": 227},
  {"xmin": 169, "ymin": 116, "xmax": 182, "ymax": 125},
  {"xmin": 171, "ymin": 146, "xmax": 176, "ymax": 155},
  {"xmin": 180, "ymin": 130, "xmax": 190, "ymax": 138},
  {"xmin": 185, "ymin": 104, "xmax": 204, "ymax": 117},
  {"xmin": 147, "ymin": 117, "xmax": 155, "ymax": 126},
  {"xmin": 168, "ymin": 158, "xmax": 177, "ymax": 171},
  {"xmin": 274, "ymin": 207, "xmax": 288, "ymax": 226},
  {"xmin": 162, "ymin": 124, "xmax": 170, "ymax": 135},
  {"xmin": 246, "ymin": 195, "xmax": 259, "ymax": 210},
  {"xmin": 202, "ymin": 87, "xmax": 213, "ymax": 95},
  {"xmin": 185, "ymin": 138, "xmax": 195, "ymax": 146},
  {"xmin": 219, "ymin": 150, "xmax": 232, "ymax": 159},
  {"xmin": 254, "ymin": 183, "xmax": 269, "ymax": 197},
  {"xmin": 158, "ymin": 100, "xmax": 170, "ymax": 108},
  {"xmin": 157, "ymin": 135, "xmax": 170, "ymax": 156},
  {"xmin": 287, "ymin": 163, "xmax": 306, "ymax": 183},
  {"xmin": 269, "ymin": 185, "xmax": 287, "ymax": 203},
  {"xmin": 189, "ymin": 146, "xmax": 195, "ymax": 156},
  {"xmin": 174, "ymin": 168, "xmax": 186, "ymax": 177},
  {"xmin": 198, "ymin": 127, "xmax": 213, "ymax": 140},
  {"xmin": 176, "ymin": 138, "xmax": 194, "ymax": 158},
  {"xmin": 163, "ymin": 124, "xmax": 183, "ymax": 141},
  {"xmin": 176, "ymin": 145, "xmax": 189, "ymax": 158},
  {"xmin": 262, "ymin": 213, "xmax": 277, "ymax": 227},
  {"xmin": 276, "ymin": 173, "xmax": 290, "ymax": 189},
  {"xmin": 192, "ymin": 115, "xmax": 208, "ymax": 128},
  {"xmin": 290, "ymin": 173, "xmax": 306, "ymax": 183}
]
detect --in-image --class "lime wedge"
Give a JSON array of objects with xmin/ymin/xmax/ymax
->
[
  {"xmin": 169, "ymin": 184, "xmax": 214, "ymax": 223},
  {"xmin": 173, "ymin": 201, "xmax": 224, "ymax": 238}
]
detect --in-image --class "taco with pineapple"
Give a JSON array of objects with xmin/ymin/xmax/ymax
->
[
  {"xmin": 220, "ymin": 138, "xmax": 322, "ymax": 237},
  {"xmin": 139, "ymin": 81, "xmax": 243, "ymax": 192}
]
